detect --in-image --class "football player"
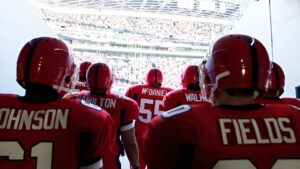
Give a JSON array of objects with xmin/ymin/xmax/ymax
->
[
  {"xmin": 142, "ymin": 34, "xmax": 300, "ymax": 169},
  {"xmin": 256, "ymin": 62, "xmax": 300, "ymax": 107},
  {"xmin": 0, "ymin": 37, "xmax": 116, "ymax": 169},
  {"xmin": 75, "ymin": 61, "xmax": 92, "ymax": 91},
  {"xmin": 66, "ymin": 62, "xmax": 140, "ymax": 169},
  {"xmin": 163, "ymin": 64, "xmax": 211, "ymax": 111},
  {"xmin": 125, "ymin": 68, "xmax": 173, "ymax": 169}
]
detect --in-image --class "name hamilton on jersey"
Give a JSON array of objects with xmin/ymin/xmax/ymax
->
[
  {"xmin": 0, "ymin": 108, "xmax": 68, "ymax": 130},
  {"xmin": 142, "ymin": 88, "xmax": 168, "ymax": 96},
  {"xmin": 77, "ymin": 96, "xmax": 116, "ymax": 109},
  {"xmin": 219, "ymin": 117, "xmax": 297, "ymax": 145}
]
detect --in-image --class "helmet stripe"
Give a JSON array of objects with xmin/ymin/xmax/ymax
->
[
  {"xmin": 154, "ymin": 69, "xmax": 158, "ymax": 84},
  {"xmin": 194, "ymin": 65, "xmax": 199, "ymax": 84},
  {"xmin": 273, "ymin": 63, "xmax": 280, "ymax": 89},
  {"xmin": 83, "ymin": 63, "xmax": 87, "ymax": 78},
  {"xmin": 24, "ymin": 37, "xmax": 44, "ymax": 82},
  {"xmin": 242, "ymin": 35, "xmax": 259, "ymax": 89},
  {"xmin": 94, "ymin": 63, "xmax": 100, "ymax": 88}
]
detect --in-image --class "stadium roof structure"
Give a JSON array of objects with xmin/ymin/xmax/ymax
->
[{"xmin": 31, "ymin": 0, "xmax": 253, "ymax": 24}]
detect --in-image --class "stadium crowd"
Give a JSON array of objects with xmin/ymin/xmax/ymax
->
[{"xmin": 41, "ymin": 9, "xmax": 232, "ymax": 46}]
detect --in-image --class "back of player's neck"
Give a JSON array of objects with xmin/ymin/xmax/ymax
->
[
  {"xmin": 20, "ymin": 87, "xmax": 60, "ymax": 103},
  {"xmin": 215, "ymin": 98, "xmax": 255, "ymax": 106},
  {"xmin": 214, "ymin": 92, "xmax": 255, "ymax": 106},
  {"xmin": 90, "ymin": 89, "xmax": 108, "ymax": 96}
]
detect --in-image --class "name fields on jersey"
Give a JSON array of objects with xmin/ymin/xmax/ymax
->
[
  {"xmin": 219, "ymin": 117, "xmax": 297, "ymax": 145},
  {"xmin": 0, "ymin": 108, "xmax": 68, "ymax": 130},
  {"xmin": 142, "ymin": 88, "xmax": 168, "ymax": 96}
]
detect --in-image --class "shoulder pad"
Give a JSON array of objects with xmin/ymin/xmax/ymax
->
[
  {"xmin": 162, "ymin": 105, "xmax": 191, "ymax": 119},
  {"xmin": 289, "ymin": 104, "xmax": 300, "ymax": 110},
  {"xmin": 80, "ymin": 99, "xmax": 102, "ymax": 111}
]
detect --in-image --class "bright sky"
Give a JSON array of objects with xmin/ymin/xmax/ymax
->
[{"xmin": 0, "ymin": 0, "xmax": 55, "ymax": 94}]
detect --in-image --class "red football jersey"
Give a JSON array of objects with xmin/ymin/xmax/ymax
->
[
  {"xmin": 70, "ymin": 91, "xmax": 139, "ymax": 168},
  {"xmin": 125, "ymin": 84, "xmax": 172, "ymax": 169},
  {"xmin": 256, "ymin": 97, "xmax": 300, "ymax": 107},
  {"xmin": 0, "ymin": 94, "xmax": 116, "ymax": 169},
  {"xmin": 143, "ymin": 104, "xmax": 300, "ymax": 169},
  {"xmin": 163, "ymin": 88, "xmax": 211, "ymax": 110},
  {"xmin": 125, "ymin": 84, "xmax": 172, "ymax": 130}
]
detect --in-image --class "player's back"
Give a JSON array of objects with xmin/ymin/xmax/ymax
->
[
  {"xmin": 0, "ymin": 93, "xmax": 115, "ymax": 169},
  {"xmin": 74, "ymin": 91, "xmax": 138, "ymax": 128},
  {"xmin": 163, "ymin": 88, "xmax": 211, "ymax": 110},
  {"xmin": 144, "ymin": 104, "xmax": 300, "ymax": 169},
  {"xmin": 126, "ymin": 84, "xmax": 172, "ymax": 124}
]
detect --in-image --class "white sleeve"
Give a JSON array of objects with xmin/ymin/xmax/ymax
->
[
  {"xmin": 79, "ymin": 159, "xmax": 103, "ymax": 169},
  {"xmin": 120, "ymin": 120, "xmax": 135, "ymax": 132}
]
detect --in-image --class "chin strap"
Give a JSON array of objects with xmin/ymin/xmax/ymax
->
[{"xmin": 211, "ymin": 71, "xmax": 230, "ymax": 98}]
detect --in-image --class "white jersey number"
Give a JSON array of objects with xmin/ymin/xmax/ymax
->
[
  {"xmin": 139, "ymin": 98, "xmax": 163, "ymax": 123},
  {"xmin": 213, "ymin": 159, "xmax": 300, "ymax": 169},
  {"xmin": 0, "ymin": 141, "xmax": 53, "ymax": 169}
]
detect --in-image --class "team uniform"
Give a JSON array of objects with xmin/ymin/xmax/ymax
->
[
  {"xmin": 70, "ymin": 91, "xmax": 139, "ymax": 169},
  {"xmin": 142, "ymin": 34, "xmax": 291, "ymax": 168},
  {"xmin": 143, "ymin": 104, "xmax": 300, "ymax": 169},
  {"xmin": 0, "ymin": 94, "xmax": 116, "ymax": 169},
  {"xmin": 3, "ymin": 37, "xmax": 117, "ymax": 169},
  {"xmin": 126, "ymin": 84, "xmax": 172, "ymax": 169},
  {"xmin": 163, "ymin": 88, "xmax": 211, "ymax": 110}
]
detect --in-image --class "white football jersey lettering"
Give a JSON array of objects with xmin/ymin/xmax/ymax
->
[
  {"xmin": 0, "ymin": 108, "xmax": 69, "ymax": 130},
  {"xmin": 219, "ymin": 117, "xmax": 297, "ymax": 145}
]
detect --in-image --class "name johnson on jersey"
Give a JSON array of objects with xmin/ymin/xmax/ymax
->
[
  {"xmin": 0, "ymin": 108, "xmax": 68, "ymax": 130},
  {"xmin": 219, "ymin": 117, "xmax": 297, "ymax": 145},
  {"xmin": 142, "ymin": 88, "xmax": 168, "ymax": 96}
]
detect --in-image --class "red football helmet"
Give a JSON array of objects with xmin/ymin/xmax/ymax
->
[
  {"xmin": 206, "ymin": 34, "xmax": 271, "ymax": 96},
  {"xmin": 17, "ymin": 37, "xmax": 74, "ymax": 89},
  {"xmin": 87, "ymin": 62, "xmax": 113, "ymax": 90},
  {"xmin": 79, "ymin": 61, "xmax": 92, "ymax": 82},
  {"xmin": 266, "ymin": 62, "xmax": 285, "ymax": 97},
  {"xmin": 181, "ymin": 65, "xmax": 199, "ymax": 89},
  {"xmin": 146, "ymin": 68, "xmax": 163, "ymax": 87}
]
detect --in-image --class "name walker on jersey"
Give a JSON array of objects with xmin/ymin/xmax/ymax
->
[
  {"xmin": 219, "ymin": 117, "xmax": 297, "ymax": 145},
  {"xmin": 0, "ymin": 108, "xmax": 68, "ymax": 130},
  {"xmin": 185, "ymin": 93, "xmax": 210, "ymax": 102}
]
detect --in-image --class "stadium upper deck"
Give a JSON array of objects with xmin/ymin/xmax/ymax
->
[{"xmin": 31, "ymin": 0, "xmax": 251, "ymax": 23}]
